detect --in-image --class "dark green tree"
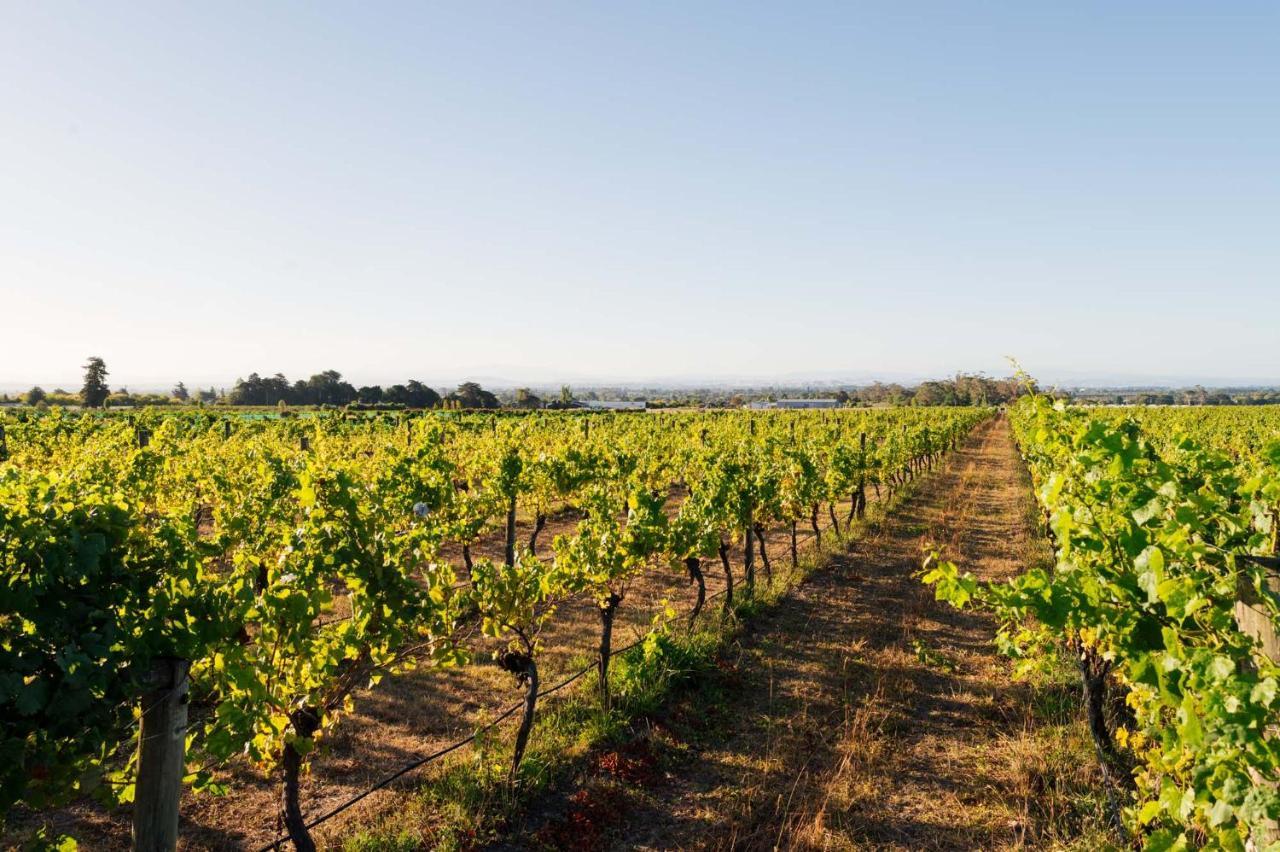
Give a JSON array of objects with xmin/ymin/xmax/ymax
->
[
  {"xmin": 80, "ymin": 357, "xmax": 110, "ymax": 408},
  {"xmin": 403, "ymin": 380, "xmax": 440, "ymax": 408},
  {"xmin": 305, "ymin": 370, "xmax": 356, "ymax": 405},
  {"xmin": 383, "ymin": 384, "xmax": 410, "ymax": 405},
  {"xmin": 449, "ymin": 382, "xmax": 500, "ymax": 409}
]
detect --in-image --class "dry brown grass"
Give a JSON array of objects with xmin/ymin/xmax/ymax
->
[{"xmin": 599, "ymin": 417, "xmax": 1108, "ymax": 852}]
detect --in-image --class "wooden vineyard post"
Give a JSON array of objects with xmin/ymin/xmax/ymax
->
[
  {"xmin": 856, "ymin": 432, "xmax": 867, "ymax": 519},
  {"xmin": 1235, "ymin": 554, "xmax": 1280, "ymax": 846},
  {"xmin": 900, "ymin": 424, "xmax": 909, "ymax": 483},
  {"xmin": 1235, "ymin": 557, "xmax": 1280, "ymax": 658},
  {"xmin": 133, "ymin": 657, "xmax": 190, "ymax": 852},
  {"xmin": 0, "ymin": 424, "xmax": 6, "ymax": 461}
]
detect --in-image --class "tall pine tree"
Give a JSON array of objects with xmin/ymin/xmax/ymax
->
[{"xmin": 80, "ymin": 357, "xmax": 110, "ymax": 408}]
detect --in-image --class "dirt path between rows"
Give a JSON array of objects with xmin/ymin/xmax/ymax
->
[{"xmin": 605, "ymin": 415, "xmax": 1050, "ymax": 851}]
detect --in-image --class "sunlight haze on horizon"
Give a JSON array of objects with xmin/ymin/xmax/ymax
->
[{"xmin": 3, "ymin": 2, "xmax": 1278, "ymax": 388}]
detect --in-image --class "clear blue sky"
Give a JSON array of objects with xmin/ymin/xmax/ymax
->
[{"xmin": 3, "ymin": 2, "xmax": 1278, "ymax": 389}]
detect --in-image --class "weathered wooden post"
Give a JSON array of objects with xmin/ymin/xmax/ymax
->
[
  {"xmin": 1235, "ymin": 553, "xmax": 1280, "ymax": 847},
  {"xmin": 856, "ymin": 432, "xmax": 868, "ymax": 519},
  {"xmin": 1235, "ymin": 555, "xmax": 1280, "ymax": 657},
  {"xmin": 744, "ymin": 418, "xmax": 757, "ymax": 592},
  {"xmin": 133, "ymin": 658, "xmax": 190, "ymax": 852},
  {"xmin": 901, "ymin": 424, "xmax": 910, "ymax": 481},
  {"xmin": 0, "ymin": 424, "xmax": 7, "ymax": 460},
  {"xmin": 299, "ymin": 435, "xmax": 310, "ymax": 452}
]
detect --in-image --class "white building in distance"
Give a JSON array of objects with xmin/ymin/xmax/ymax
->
[
  {"xmin": 745, "ymin": 399, "xmax": 841, "ymax": 410},
  {"xmin": 582, "ymin": 400, "xmax": 646, "ymax": 411}
]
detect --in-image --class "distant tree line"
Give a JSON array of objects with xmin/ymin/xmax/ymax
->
[
  {"xmin": 227, "ymin": 372, "xmax": 504, "ymax": 409},
  {"xmin": 4, "ymin": 371, "xmax": 1026, "ymax": 410},
  {"xmin": 226, "ymin": 371, "xmax": 434, "ymax": 407},
  {"xmin": 5, "ymin": 360, "xmax": 505, "ymax": 410},
  {"xmin": 878, "ymin": 374, "xmax": 1028, "ymax": 407},
  {"xmin": 229, "ymin": 371, "xmax": 362, "ymax": 406},
  {"xmin": 1070, "ymin": 386, "xmax": 1280, "ymax": 406},
  {"xmin": 722, "ymin": 374, "xmax": 1029, "ymax": 408},
  {"xmin": 8, "ymin": 361, "xmax": 1277, "ymax": 411}
]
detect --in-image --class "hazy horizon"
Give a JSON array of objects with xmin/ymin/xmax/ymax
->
[
  {"xmin": 5, "ymin": 3, "xmax": 1278, "ymax": 386},
  {"xmin": 5, "ymin": 363, "xmax": 1280, "ymax": 396}
]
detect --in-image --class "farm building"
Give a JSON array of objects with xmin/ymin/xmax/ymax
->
[
  {"xmin": 582, "ymin": 399, "xmax": 646, "ymax": 411},
  {"xmin": 745, "ymin": 399, "xmax": 842, "ymax": 410},
  {"xmin": 776, "ymin": 399, "xmax": 841, "ymax": 409}
]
